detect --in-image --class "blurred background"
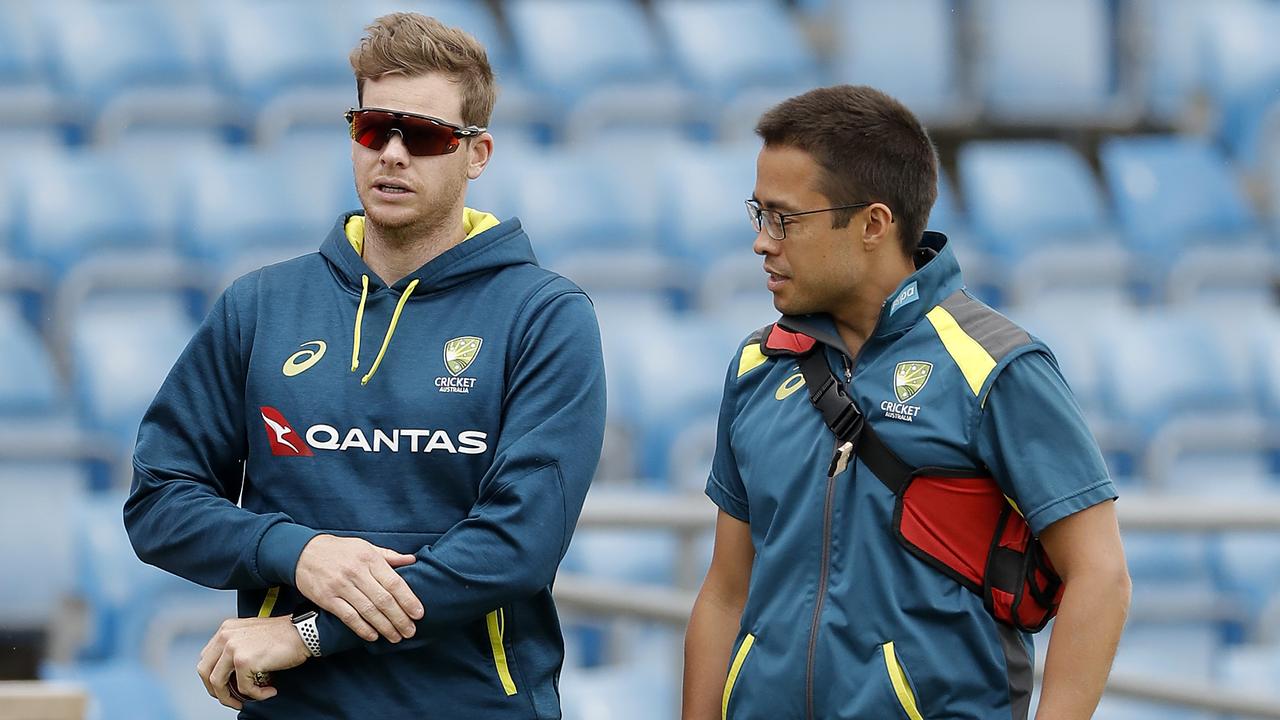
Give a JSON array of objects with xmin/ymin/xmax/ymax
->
[{"xmin": 1, "ymin": 0, "xmax": 1280, "ymax": 718}]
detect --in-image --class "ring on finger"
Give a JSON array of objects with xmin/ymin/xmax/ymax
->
[{"xmin": 252, "ymin": 670, "xmax": 272, "ymax": 687}]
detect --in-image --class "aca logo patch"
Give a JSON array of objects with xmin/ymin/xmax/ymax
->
[
  {"xmin": 883, "ymin": 361, "xmax": 931, "ymax": 422},
  {"xmin": 437, "ymin": 336, "xmax": 483, "ymax": 393},
  {"xmin": 893, "ymin": 361, "xmax": 932, "ymax": 402}
]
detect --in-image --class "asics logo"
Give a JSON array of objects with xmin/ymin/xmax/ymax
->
[{"xmin": 283, "ymin": 341, "xmax": 327, "ymax": 377}]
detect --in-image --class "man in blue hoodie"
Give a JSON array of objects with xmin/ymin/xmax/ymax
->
[{"xmin": 125, "ymin": 13, "xmax": 606, "ymax": 719}]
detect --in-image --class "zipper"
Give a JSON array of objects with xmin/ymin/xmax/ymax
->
[
  {"xmin": 805, "ymin": 461, "xmax": 839, "ymax": 720},
  {"xmin": 486, "ymin": 608, "xmax": 518, "ymax": 696},
  {"xmin": 806, "ymin": 347, "xmax": 861, "ymax": 720}
]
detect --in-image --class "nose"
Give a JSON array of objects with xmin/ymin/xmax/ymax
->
[
  {"xmin": 379, "ymin": 128, "xmax": 411, "ymax": 166},
  {"xmin": 752, "ymin": 226, "xmax": 778, "ymax": 257}
]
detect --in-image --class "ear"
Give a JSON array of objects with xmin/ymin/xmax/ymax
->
[
  {"xmin": 860, "ymin": 202, "xmax": 895, "ymax": 251},
  {"xmin": 466, "ymin": 132, "xmax": 494, "ymax": 180}
]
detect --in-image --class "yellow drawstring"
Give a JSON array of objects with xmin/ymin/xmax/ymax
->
[
  {"xmin": 352, "ymin": 274, "xmax": 369, "ymax": 371},
  {"xmin": 359, "ymin": 278, "xmax": 419, "ymax": 385}
]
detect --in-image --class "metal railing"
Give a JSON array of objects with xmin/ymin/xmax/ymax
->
[{"xmin": 556, "ymin": 491, "xmax": 1280, "ymax": 719}]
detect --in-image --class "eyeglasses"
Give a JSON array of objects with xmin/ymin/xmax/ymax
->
[
  {"xmin": 745, "ymin": 199, "xmax": 873, "ymax": 240},
  {"xmin": 345, "ymin": 107, "xmax": 486, "ymax": 157}
]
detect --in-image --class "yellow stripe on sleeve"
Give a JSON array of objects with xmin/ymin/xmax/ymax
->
[
  {"xmin": 737, "ymin": 343, "xmax": 767, "ymax": 378},
  {"xmin": 926, "ymin": 306, "xmax": 997, "ymax": 396}
]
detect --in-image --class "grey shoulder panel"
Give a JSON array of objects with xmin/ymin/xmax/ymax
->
[{"xmin": 938, "ymin": 292, "xmax": 1033, "ymax": 363}]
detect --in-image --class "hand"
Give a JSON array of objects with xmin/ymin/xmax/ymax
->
[
  {"xmin": 294, "ymin": 534, "xmax": 424, "ymax": 643},
  {"xmin": 196, "ymin": 616, "xmax": 308, "ymax": 711}
]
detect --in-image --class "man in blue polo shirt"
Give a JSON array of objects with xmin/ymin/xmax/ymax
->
[{"xmin": 682, "ymin": 86, "xmax": 1130, "ymax": 720}]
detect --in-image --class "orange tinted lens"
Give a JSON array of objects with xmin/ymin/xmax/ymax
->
[{"xmin": 396, "ymin": 114, "xmax": 460, "ymax": 156}]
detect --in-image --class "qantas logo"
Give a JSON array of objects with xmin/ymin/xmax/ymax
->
[
  {"xmin": 261, "ymin": 407, "xmax": 313, "ymax": 456},
  {"xmin": 258, "ymin": 406, "xmax": 488, "ymax": 456}
]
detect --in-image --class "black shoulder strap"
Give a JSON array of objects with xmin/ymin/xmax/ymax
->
[{"xmin": 797, "ymin": 348, "xmax": 913, "ymax": 491}]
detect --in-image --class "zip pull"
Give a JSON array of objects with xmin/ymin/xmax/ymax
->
[
  {"xmin": 842, "ymin": 354, "xmax": 853, "ymax": 384},
  {"xmin": 828, "ymin": 440, "xmax": 854, "ymax": 478}
]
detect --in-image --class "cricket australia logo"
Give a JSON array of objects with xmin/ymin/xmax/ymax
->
[
  {"xmin": 882, "ymin": 361, "xmax": 931, "ymax": 422},
  {"xmin": 437, "ymin": 336, "xmax": 483, "ymax": 394},
  {"xmin": 894, "ymin": 361, "xmax": 932, "ymax": 402}
]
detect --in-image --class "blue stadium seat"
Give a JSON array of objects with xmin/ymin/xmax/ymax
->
[
  {"xmin": 560, "ymin": 652, "xmax": 674, "ymax": 720},
  {"xmin": 180, "ymin": 145, "xmax": 349, "ymax": 261},
  {"xmin": 42, "ymin": 660, "xmax": 177, "ymax": 720},
  {"xmin": 39, "ymin": 2, "xmax": 214, "ymax": 130},
  {"xmin": 563, "ymin": 527, "xmax": 679, "ymax": 586},
  {"xmin": 507, "ymin": 0, "xmax": 701, "ymax": 143},
  {"xmin": 1124, "ymin": 532, "xmax": 1215, "ymax": 587},
  {"xmin": 0, "ymin": 462, "xmax": 83, "ymax": 629},
  {"xmin": 1134, "ymin": 0, "xmax": 1213, "ymax": 124},
  {"xmin": 660, "ymin": 143, "xmax": 758, "ymax": 266},
  {"xmin": 1219, "ymin": 643, "xmax": 1280, "ymax": 699},
  {"xmin": 929, "ymin": 168, "xmax": 964, "ymax": 239},
  {"xmin": 654, "ymin": 0, "xmax": 821, "ymax": 100},
  {"xmin": 507, "ymin": 0, "xmax": 664, "ymax": 98},
  {"xmin": 0, "ymin": 2, "xmax": 44, "ymax": 85},
  {"xmin": 1111, "ymin": 622, "xmax": 1220, "ymax": 682},
  {"xmin": 74, "ymin": 490, "xmax": 226, "ymax": 661},
  {"xmin": 958, "ymin": 141, "xmax": 1118, "ymax": 259},
  {"xmin": 499, "ymin": 148, "xmax": 659, "ymax": 263},
  {"xmin": 1100, "ymin": 135, "xmax": 1272, "ymax": 303},
  {"xmin": 598, "ymin": 311, "xmax": 738, "ymax": 480},
  {"xmin": 12, "ymin": 149, "xmax": 165, "ymax": 272},
  {"xmin": 1091, "ymin": 696, "xmax": 1215, "ymax": 720},
  {"xmin": 833, "ymin": 0, "xmax": 976, "ymax": 126},
  {"xmin": 0, "ymin": 2, "xmax": 66, "ymax": 138},
  {"xmin": 1098, "ymin": 309, "xmax": 1248, "ymax": 432},
  {"xmin": 347, "ymin": 1, "xmax": 513, "ymax": 76},
  {"xmin": 71, "ymin": 292, "xmax": 197, "ymax": 443},
  {"xmin": 957, "ymin": 140, "xmax": 1129, "ymax": 304},
  {"xmin": 931, "ymin": 170, "xmax": 1003, "ymax": 307},
  {"xmin": 1211, "ymin": 533, "xmax": 1280, "ymax": 631},
  {"xmin": 1257, "ymin": 316, "xmax": 1280, "ymax": 418},
  {"xmin": 0, "ymin": 303, "xmax": 65, "ymax": 421},
  {"xmin": 973, "ymin": 0, "xmax": 1135, "ymax": 125},
  {"xmin": 1201, "ymin": 0, "xmax": 1280, "ymax": 163},
  {"xmin": 206, "ymin": 1, "xmax": 348, "ymax": 105},
  {"xmin": 1270, "ymin": 138, "xmax": 1280, "ymax": 238}
]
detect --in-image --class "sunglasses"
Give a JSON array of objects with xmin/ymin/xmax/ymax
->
[{"xmin": 344, "ymin": 107, "xmax": 486, "ymax": 157}]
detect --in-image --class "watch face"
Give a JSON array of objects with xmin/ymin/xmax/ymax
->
[{"xmin": 293, "ymin": 610, "xmax": 318, "ymax": 623}]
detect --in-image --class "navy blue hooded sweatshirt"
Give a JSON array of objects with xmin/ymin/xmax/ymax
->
[{"xmin": 125, "ymin": 210, "xmax": 606, "ymax": 719}]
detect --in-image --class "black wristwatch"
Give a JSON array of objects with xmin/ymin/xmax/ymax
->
[{"xmin": 292, "ymin": 608, "xmax": 322, "ymax": 657}]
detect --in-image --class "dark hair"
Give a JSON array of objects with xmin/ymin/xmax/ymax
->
[{"xmin": 755, "ymin": 85, "xmax": 938, "ymax": 255}]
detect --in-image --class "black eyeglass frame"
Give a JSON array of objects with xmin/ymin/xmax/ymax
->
[
  {"xmin": 745, "ymin": 199, "xmax": 874, "ymax": 240},
  {"xmin": 344, "ymin": 107, "xmax": 487, "ymax": 154}
]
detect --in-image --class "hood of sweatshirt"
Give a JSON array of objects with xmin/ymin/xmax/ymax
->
[{"xmin": 318, "ymin": 208, "xmax": 535, "ymax": 385}]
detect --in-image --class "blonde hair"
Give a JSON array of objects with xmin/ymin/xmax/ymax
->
[{"xmin": 350, "ymin": 13, "xmax": 496, "ymax": 127}]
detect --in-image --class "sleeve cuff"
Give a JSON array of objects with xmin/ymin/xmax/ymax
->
[
  {"xmin": 315, "ymin": 610, "xmax": 363, "ymax": 655},
  {"xmin": 705, "ymin": 475, "xmax": 749, "ymax": 523},
  {"xmin": 1024, "ymin": 478, "xmax": 1118, "ymax": 536},
  {"xmin": 256, "ymin": 522, "xmax": 321, "ymax": 586}
]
